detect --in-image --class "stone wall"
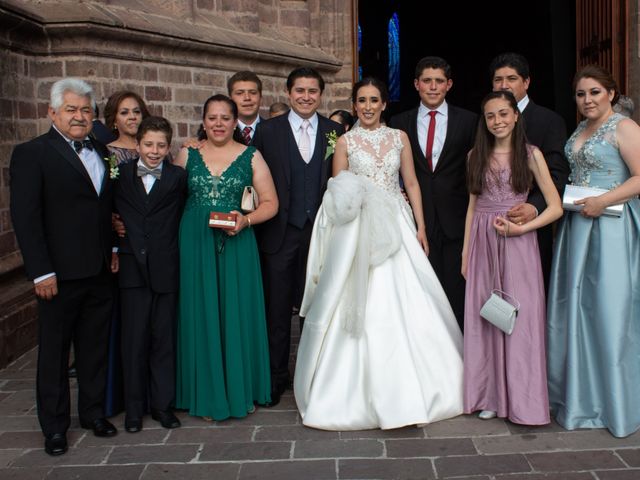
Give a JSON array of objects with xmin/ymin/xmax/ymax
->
[{"xmin": 0, "ymin": 0, "xmax": 354, "ymax": 367}]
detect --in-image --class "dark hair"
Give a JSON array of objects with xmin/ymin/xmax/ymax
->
[
  {"xmin": 286, "ymin": 67, "xmax": 325, "ymax": 93},
  {"xmin": 197, "ymin": 94, "xmax": 239, "ymax": 141},
  {"xmin": 573, "ymin": 64, "xmax": 620, "ymax": 106},
  {"xmin": 467, "ymin": 91, "xmax": 532, "ymax": 195},
  {"xmin": 202, "ymin": 94, "xmax": 238, "ymax": 120},
  {"xmin": 351, "ymin": 77, "xmax": 389, "ymax": 104},
  {"xmin": 269, "ymin": 102, "xmax": 290, "ymax": 116},
  {"xmin": 227, "ymin": 71, "xmax": 263, "ymax": 95},
  {"xmin": 489, "ymin": 52, "xmax": 530, "ymax": 81},
  {"xmin": 329, "ymin": 109, "xmax": 354, "ymax": 129},
  {"xmin": 104, "ymin": 91, "xmax": 150, "ymax": 133},
  {"xmin": 136, "ymin": 116, "xmax": 173, "ymax": 144},
  {"xmin": 414, "ymin": 56, "xmax": 452, "ymax": 80}
]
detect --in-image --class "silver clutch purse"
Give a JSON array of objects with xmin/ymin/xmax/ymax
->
[
  {"xmin": 241, "ymin": 186, "xmax": 259, "ymax": 212},
  {"xmin": 480, "ymin": 290, "xmax": 519, "ymax": 335},
  {"xmin": 562, "ymin": 184, "xmax": 623, "ymax": 217}
]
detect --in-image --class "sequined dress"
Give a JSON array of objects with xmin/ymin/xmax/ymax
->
[
  {"xmin": 175, "ymin": 147, "xmax": 271, "ymax": 419},
  {"xmin": 463, "ymin": 149, "xmax": 549, "ymax": 425},
  {"xmin": 294, "ymin": 126, "xmax": 464, "ymax": 430},
  {"xmin": 547, "ymin": 113, "xmax": 640, "ymax": 437}
]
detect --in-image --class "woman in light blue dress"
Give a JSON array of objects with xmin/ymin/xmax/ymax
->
[{"xmin": 547, "ymin": 65, "xmax": 640, "ymax": 438}]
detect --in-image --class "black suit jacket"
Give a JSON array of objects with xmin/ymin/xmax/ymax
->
[
  {"xmin": 252, "ymin": 113, "xmax": 344, "ymax": 254},
  {"xmin": 114, "ymin": 160, "xmax": 187, "ymax": 293},
  {"xmin": 10, "ymin": 127, "xmax": 114, "ymax": 281},
  {"xmin": 522, "ymin": 100, "xmax": 570, "ymax": 210},
  {"xmin": 390, "ymin": 104, "xmax": 478, "ymax": 240}
]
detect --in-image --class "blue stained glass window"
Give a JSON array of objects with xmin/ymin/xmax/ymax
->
[
  {"xmin": 388, "ymin": 13, "xmax": 400, "ymax": 101},
  {"xmin": 358, "ymin": 21, "xmax": 363, "ymax": 80}
]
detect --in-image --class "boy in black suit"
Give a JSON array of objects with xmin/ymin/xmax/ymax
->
[{"xmin": 112, "ymin": 116, "xmax": 187, "ymax": 432}]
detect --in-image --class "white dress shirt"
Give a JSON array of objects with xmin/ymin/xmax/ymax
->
[
  {"xmin": 289, "ymin": 110, "xmax": 318, "ymax": 160},
  {"xmin": 417, "ymin": 101, "xmax": 449, "ymax": 170},
  {"xmin": 517, "ymin": 95, "xmax": 530, "ymax": 113}
]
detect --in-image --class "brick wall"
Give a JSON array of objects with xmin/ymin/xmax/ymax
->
[
  {"xmin": 0, "ymin": 0, "xmax": 353, "ymax": 274},
  {"xmin": 0, "ymin": 0, "xmax": 354, "ymax": 366}
]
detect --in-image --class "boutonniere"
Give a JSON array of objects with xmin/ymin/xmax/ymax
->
[
  {"xmin": 104, "ymin": 153, "xmax": 119, "ymax": 179},
  {"xmin": 324, "ymin": 130, "xmax": 338, "ymax": 160}
]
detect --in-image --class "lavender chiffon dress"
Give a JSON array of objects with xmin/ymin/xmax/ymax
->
[{"xmin": 463, "ymin": 150, "xmax": 549, "ymax": 425}]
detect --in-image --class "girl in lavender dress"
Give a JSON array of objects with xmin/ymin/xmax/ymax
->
[{"xmin": 462, "ymin": 91, "xmax": 562, "ymax": 424}]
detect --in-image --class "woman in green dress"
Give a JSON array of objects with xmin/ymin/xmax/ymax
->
[{"xmin": 174, "ymin": 95, "xmax": 278, "ymax": 420}]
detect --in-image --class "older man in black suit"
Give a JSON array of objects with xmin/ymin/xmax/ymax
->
[
  {"xmin": 489, "ymin": 52, "xmax": 570, "ymax": 291},
  {"xmin": 253, "ymin": 67, "xmax": 343, "ymax": 406},
  {"xmin": 389, "ymin": 56, "xmax": 478, "ymax": 330},
  {"xmin": 10, "ymin": 78, "xmax": 117, "ymax": 456}
]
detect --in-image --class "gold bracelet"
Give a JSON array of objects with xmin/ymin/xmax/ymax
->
[{"xmin": 246, "ymin": 215, "xmax": 252, "ymax": 228}]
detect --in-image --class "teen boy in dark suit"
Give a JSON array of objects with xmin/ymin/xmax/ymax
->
[{"xmin": 113, "ymin": 116, "xmax": 187, "ymax": 432}]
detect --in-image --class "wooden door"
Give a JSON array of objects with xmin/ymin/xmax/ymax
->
[{"xmin": 576, "ymin": 0, "xmax": 628, "ymax": 92}]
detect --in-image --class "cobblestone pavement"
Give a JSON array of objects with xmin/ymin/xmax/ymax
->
[{"xmin": 1, "ymin": 345, "xmax": 640, "ymax": 479}]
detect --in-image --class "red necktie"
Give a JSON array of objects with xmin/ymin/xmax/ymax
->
[
  {"xmin": 425, "ymin": 110, "xmax": 437, "ymax": 171},
  {"xmin": 241, "ymin": 126, "xmax": 252, "ymax": 145}
]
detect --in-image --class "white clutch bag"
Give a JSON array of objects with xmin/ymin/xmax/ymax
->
[
  {"xmin": 480, "ymin": 290, "xmax": 519, "ymax": 335},
  {"xmin": 562, "ymin": 184, "xmax": 623, "ymax": 217},
  {"xmin": 241, "ymin": 186, "xmax": 259, "ymax": 212}
]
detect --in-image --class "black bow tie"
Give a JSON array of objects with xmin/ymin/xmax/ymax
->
[
  {"xmin": 137, "ymin": 165, "xmax": 162, "ymax": 180},
  {"xmin": 72, "ymin": 139, "xmax": 93, "ymax": 153}
]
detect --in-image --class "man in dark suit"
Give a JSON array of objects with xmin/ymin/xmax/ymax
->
[
  {"xmin": 489, "ymin": 52, "xmax": 570, "ymax": 290},
  {"xmin": 113, "ymin": 116, "xmax": 186, "ymax": 433},
  {"xmin": 253, "ymin": 67, "xmax": 343, "ymax": 406},
  {"xmin": 228, "ymin": 71, "xmax": 266, "ymax": 145},
  {"xmin": 10, "ymin": 78, "xmax": 118, "ymax": 456},
  {"xmin": 389, "ymin": 56, "xmax": 478, "ymax": 329}
]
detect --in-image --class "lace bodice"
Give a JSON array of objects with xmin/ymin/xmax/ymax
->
[
  {"xmin": 345, "ymin": 126, "xmax": 404, "ymax": 199},
  {"xmin": 184, "ymin": 146, "xmax": 254, "ymax": 212},
  {"xmin": 565, "ymin": 113, "xmax": 629, "ymax": 189}
]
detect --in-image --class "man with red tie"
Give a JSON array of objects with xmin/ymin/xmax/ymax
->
[
  {"xmin": 390, "ymin": 56, "xmax": 478, "ymax": 330},
  {"xmin": 228, "ymin": 71, "xmax": 266, "ymax": 145}
]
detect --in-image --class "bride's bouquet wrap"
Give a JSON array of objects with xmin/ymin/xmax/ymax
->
[{"xmin": 301, "ymin": 170, "xmax": 401, "ymax": 336}]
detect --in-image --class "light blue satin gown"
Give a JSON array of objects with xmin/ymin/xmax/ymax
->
[{"xmin": 547, "ymin": 113, "xmax": 640, "ymax": 438}]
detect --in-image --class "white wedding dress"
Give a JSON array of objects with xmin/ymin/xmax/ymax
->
[{"xmin": 294, "ymin": 125, "xmax": 464, "ymax": 431}]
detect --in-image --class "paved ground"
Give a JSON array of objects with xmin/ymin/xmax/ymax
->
[{"xmin": 1, "ymin": 345, "xmax": 640, "ymax": 479}]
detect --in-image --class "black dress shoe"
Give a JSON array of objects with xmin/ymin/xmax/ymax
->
[
  {"xmin": 80, "ymin": 418, "xmax": 118, "ymax": 437},
  {"xmin": 44, "ymin": 433, "xmax": 68, "ymax": 456},
  {"xmin": 151, "ymin": 409, "xmax": 181, "ymax": 429},
  {"xmin": 124, "ymin": 417, "xmax": 142, "ymax": 433},
  {"xmin": 263, "ymin": 385, "xmax": 284, "ymax": 408}
]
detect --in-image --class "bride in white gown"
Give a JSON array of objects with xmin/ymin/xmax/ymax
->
[{"xmin": 294, "ymin": 78, "xmax": 463, "ymax": 431}]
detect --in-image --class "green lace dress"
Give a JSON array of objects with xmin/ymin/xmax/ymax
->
[{"xmin": 176, "ymin": 146, "xmax": 271, "ymax": 419}]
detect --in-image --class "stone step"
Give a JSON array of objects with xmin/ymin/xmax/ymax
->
[{"xmin": 0, "ymin": 269, "xmax": 38, "ymax": 369}]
